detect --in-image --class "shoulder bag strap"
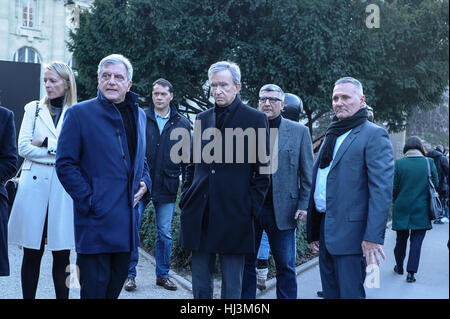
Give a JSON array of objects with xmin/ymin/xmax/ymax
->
[
  {"xmin": 6, "ymin": 101, "xmax": 41, "ymax": 183},
  {"xmin": 425, "ymin": 157, "xmax": 431, "ymax": 178},
  {"xmin": 32, "ymin": 101, "xmax": 40, "ymax": 135}
]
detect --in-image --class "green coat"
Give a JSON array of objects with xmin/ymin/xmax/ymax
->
[{"xmin": 392, "ymin": 156, "xmax": 438, "ymax": 230}]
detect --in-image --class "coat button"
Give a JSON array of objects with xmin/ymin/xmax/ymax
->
[
  {"xmin": 211, "ymin": 170, "xmax": 215, "ymax": 174},
  {"xmin": 33, "ymin": 176, "xmax": 37, "ymax": 180}
]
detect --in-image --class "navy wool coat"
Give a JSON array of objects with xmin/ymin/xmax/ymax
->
[
  {"xmin": 0, "ymin": 106, "xmax": 17, "ymax": 276},
  {"xmin": 56, "ymin": 89, "xmax": 151, "ymax": 254}
]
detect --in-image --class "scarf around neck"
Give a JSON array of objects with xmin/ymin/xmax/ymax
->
[{"xmin": 319, "ymin": 107, "xmax": 368, "ymax": 169}]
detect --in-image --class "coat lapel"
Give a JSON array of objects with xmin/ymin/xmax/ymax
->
[
  {"xmin": 38, "ymin": 102, "xmax": 57, "ymax": 137},
  {"xmin": 330, "ymin": 124, "xmax": 362, "ymax": 170},
  {"xmin": 277, "ymin": 118, "xmax": 288, "ymax": 151}
]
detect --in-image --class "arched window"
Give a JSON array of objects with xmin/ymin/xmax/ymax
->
[
  {"xmin": 68, "ymin": 56, "xmax": 76, "ymax": 69},
  {"xmin": 22, "ymin": 0, "xmax": 38, "ymax": 28},
  {"xmin": 13, "ymin": 47, "xmax": 41, "ymax": 64},
  {"xmin": 68, "ymin": 56, "xmax": 78, "ymax": 76}
]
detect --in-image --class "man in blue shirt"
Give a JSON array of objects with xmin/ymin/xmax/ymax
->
[{"xmin": 125, "ymin": 79, "xmax": 190, "ymax": 292}]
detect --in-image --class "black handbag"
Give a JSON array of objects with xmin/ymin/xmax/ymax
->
[
  {"xmin": 5, "ymin": 101, "xmax": 40, "ymax": 219},
  {"xmin": 425, "ymin": 157, "xmax": 443, "ymax": 220}
]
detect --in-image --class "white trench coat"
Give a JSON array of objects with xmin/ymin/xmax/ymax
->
[{"xmin": 8, "ymin": 98, "xmax": 75, "ymax": 251}]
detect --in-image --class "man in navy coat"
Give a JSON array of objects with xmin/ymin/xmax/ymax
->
[
  {"xmin": 56, "ymin": 54, "xmax": 151, "ymax": 298},
  {"xmin": 0, "ymin": 106, "xmax": 17, "ymax": 276},
  {"xmin": 306, "ymin": 77, "xmax": 394, "ymax": 299}
]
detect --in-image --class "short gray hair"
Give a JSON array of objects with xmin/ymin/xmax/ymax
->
[
  {"xmin": 259, "ymin": 84, "xmax": 285, "ymax": 101},
  {"xmin": 97, "ymin": 54, "xmax": 133, "ymax": 81},
  {"xmin": 208, "ymin": 61, "xmax": 241, "ymax": 85},
  {"xmin": 334, "ymin": 77, "xmax": 363, "ymax": 97}
]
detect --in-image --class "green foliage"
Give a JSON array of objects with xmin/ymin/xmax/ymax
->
[
  {"xmin": 70, "ymin": 0, "xmax": 449, "ymax": 134},
  {"xmin": 139, "ymin": 189, "xmax": 313, "ymax": 276}
]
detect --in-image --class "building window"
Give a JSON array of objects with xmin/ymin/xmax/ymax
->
[
  {"xmin": 13, "ymin": 47, "xmax": 41, "ymax": 64},
  {"xmin": 68, "ymin": 56, "xmax": 76, "ymax": 69},
  {"xmin": 22, "ymin": 0, "xmax": 38, "ymax": 28}
]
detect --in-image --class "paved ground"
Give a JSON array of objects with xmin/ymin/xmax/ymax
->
[
  {"xmin": 259, "ymin": 222, "xmax": 449, "ymax": 299},
  {"xmin": 0, "ymin": 245, "xmax": 193, "ymax": 299},
  {"xmin": 1, "ymin": 222, "xmax": 448, "ymax": 299}
]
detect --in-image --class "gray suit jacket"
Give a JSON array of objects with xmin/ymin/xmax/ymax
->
[
  {"xmin": 306, "ymin": 120, "xmax": 394, "ymax": 255},
  {"xmin": 271, "ymin": 118, "xmax": 313, "ymax": 230}
]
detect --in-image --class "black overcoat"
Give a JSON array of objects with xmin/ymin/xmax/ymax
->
[
  {"xmin": 0, "ymin": 106, "xmax": 17, "ymax": 276},
  {"xmin": 179, "ymin": 97, "xmax": 270, "ymax": 254}
]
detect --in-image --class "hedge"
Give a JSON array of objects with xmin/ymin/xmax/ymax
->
[{"xmin": 139, "ymin": 190, "xmax": 314, "ymax": 278}]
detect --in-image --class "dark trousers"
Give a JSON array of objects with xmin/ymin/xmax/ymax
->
[
  {"xmin": 242, "ymin": 204, "xmax": 297, "ymax": 299},
  {"xmin": 191, "ymin": 251, "xmax": 244, "ymax": 299},
  {"xmin": 394, "ymin": 229, "xmax": 426, "ymax": 273},
  {"xmin": 21, "ymin": 213, "xmax": 70, "ymax": 299},
  {"xmin": 319, "ymin": 217, "xmax": 366, "ymax": 299},
  {"xmin": 76, "ymin": 252, "xmax": 130, "ymax": 299}
]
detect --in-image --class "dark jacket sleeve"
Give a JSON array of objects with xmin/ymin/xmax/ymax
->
[
  {"xmin": 249, "ymin": 113, "xmax": 271, "ymax": 218},
  {"xmin": 0, "ymin": 109, "xmax": 17, "ymax": 184},
  {"xmin": 363, "ymin": 127, "xmax": 394, "ymax": 244},
  {"xmin": 141, "ymin": 158, "xmax": 152, "ymax": 200},
  {"xmin": 55, "ymin": 107, "xmax": 93, "ymax": 214},
  {"xmin": 297, "ymin": 125, "xmax": 314, "ymax": 210},
  {"xmin": 179, "ymin": 119, "xmax": 192, "ymax": 187}
]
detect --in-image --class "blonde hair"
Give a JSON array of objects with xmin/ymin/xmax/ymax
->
[{"xmin": 44, "ymin": 61, "xmax": 77, "ymax": 107}]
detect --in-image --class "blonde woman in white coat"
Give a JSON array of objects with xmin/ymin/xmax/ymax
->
[{"xmin": 8, "ymin": 61, "xmax": 77, "ymax": 299}]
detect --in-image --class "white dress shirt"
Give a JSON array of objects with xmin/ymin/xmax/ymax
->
[{"xmin": 314, "ymin": 129, "xmax": 352, "ymax": 213}]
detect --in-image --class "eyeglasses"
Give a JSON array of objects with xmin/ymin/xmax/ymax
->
[
  {"xmin": 259, "ymin": 97, "xmax": 282, "ymax": 104},
  {"xmin": 100, "ymin": 72, "xmax": 127, "ymax": 83}
]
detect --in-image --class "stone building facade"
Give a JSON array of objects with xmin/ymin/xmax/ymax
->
[{"xmin": 0, "ymin": 0, "xmax": 92, "ymax": 95}]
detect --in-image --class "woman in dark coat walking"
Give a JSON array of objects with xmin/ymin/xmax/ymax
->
[{"xmin": 392, "ymin": 136, "xmax": 438, "ymax": 283}]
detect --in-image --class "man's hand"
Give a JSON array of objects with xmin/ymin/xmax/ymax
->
[
  {"xmin": 310, "ymin": 241, "xmax": 319, "ymax": 253},
  {"xmin": 133, "ymin": 182, "xmax": 147, "ymax": 207},
  {"xmin": 361, "ymin": 240, "xmax": 386, "ymax": 266},
  {"xmin": 295, "ymin": 209, "xmax": 307, "ymax": 222}
]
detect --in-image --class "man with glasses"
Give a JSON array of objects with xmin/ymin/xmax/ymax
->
[
  {"xmin": 56, "ymin": 54, "xmax": 151, "ymax": 298},
  {"xmin": 241, "ymin": 84, "xmax": 313, "ymax": 299}
]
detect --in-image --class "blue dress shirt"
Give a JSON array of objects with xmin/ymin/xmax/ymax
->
[{"xmin": 155, "ymin": 108, "xmax": 170, "ymax": 135}]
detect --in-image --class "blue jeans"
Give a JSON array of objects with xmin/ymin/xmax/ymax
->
[
  {"xmin": 154, "ymin": 202, "xmax": 175, "ymax": 278},
  {"xmin": 128, "ymin": 200, "xmax": 145, "ymax": 278},
  {"xmin": 242, "ymin": 205, "xmax": 297, "ymax": 299},
  {"xmin": 257, "ymin": 231, "xmax": 270, "ymax": 260}
]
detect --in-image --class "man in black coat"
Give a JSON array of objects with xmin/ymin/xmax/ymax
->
[
  {"xmin": 0, "ymin": 106, "xmax": 18, "ymax": 276},
  {"xmin": 179, "ymin": 61, "xmax": 270, "ymax": 299},
  {"xmin": 427, "ymin": 145, "xmax": 449, "ymax": 223},
  {"xmin": 124, "ymin": 79, "xmax": 191, "ymax": 292}
]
